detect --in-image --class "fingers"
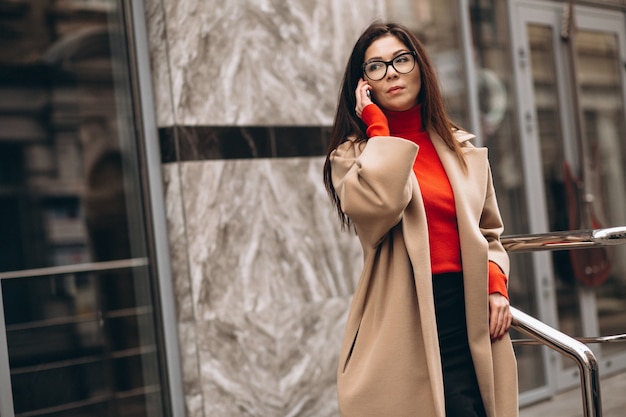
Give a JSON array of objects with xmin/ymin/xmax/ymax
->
[
  {"xmin": 355, "ymin": 78, "xmax": 373, "ymax": 118},
  {"xmin": 489, "ymin": 293, "xmax": 512, "ymax": 341}
]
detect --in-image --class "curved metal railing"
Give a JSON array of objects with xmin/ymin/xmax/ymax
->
[
  {"xmin": 501, "ymin": 226, "xmax": 626, "ymax": 417},
  {"xmin": 510, "ymin": 306, "xmax": 602, "ymax": 417}
]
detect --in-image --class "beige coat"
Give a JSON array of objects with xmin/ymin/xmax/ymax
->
[{"xmin": 331, "ymin": 131, "xmax": 518, "ymax": 417}]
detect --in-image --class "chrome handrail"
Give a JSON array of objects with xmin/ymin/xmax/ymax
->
[
  {"xmin": 502, "ymin": 226, "xmax": 626, "ymax": 417},
  {"xmin": 510, "ymin": 307, "xmax": 602, "ymax": 417},
  {"xmin": 513, "ymin": 333, "xmax": 626, "ymax": 346},
  {"xmin": 501, "ymin": 226, "xmax": 626, "ymax": 252}
]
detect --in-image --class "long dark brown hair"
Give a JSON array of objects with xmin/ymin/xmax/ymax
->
[{"xmin": 323, "ymin": 21, "xmax": 467, "ymax": 228}]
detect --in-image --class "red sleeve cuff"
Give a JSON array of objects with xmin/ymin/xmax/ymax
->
[
  {"xmin": 488, "ymin": 261, "xmax": 509, "ymax": 300},
  {"xmin": 361, "ymin": 104, "xmax": 390, "ymax": 137}
]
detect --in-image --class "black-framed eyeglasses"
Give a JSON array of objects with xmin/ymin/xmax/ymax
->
[{"xmin": 362, "ymin": 51, "xmax": 417, "ymax": 81}]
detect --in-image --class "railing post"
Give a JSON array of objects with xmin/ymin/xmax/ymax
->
[{"xmin": 511, "ymin": 308, "xmax": 602, "ymax": 417}]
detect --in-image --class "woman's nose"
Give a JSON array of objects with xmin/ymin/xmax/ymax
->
[{"xmin": 386, "ymin": 63, "xmax": 399, "ymax": 79}]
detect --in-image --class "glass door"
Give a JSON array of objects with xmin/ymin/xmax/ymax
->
[
  {"xmin": 509, "ymin": 0, "xmax": 626, "ymax": 394},
  {"xmin": 0, "ymin": 1, "xmax": 174, "ymax": 416}
]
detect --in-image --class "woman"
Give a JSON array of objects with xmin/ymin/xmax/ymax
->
[{"xmin": 323, "ymin": 22, "xmax": 518, "ymax": 417}]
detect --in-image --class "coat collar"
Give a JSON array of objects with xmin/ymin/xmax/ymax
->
[
  {"xmin": 452, "ymin": 128, "xmax": 476, "ymax": 145},
  {"xmin": 427, "ymin": 129, "xmax": 485, "ymax": 166}
]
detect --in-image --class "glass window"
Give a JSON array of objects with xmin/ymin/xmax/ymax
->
[
  {"xmin": 0, "ymin": 1, "xmax": 167, "ymax": 415},
  {"xmin": 468, "ymin": 0, "xmax": 543, "ymax": 392},
  {"xmin": 575, "ymin": 29, "xmax": 626, "ymax": 358}
]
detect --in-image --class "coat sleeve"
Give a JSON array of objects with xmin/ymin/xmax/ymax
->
[
  {"xmin": 330, "ymin": 136, "xmax": 418, "ymax": 247},
  {"xmin": 480, "ymin": 162, "xmax": 510, "ymax": 278}
]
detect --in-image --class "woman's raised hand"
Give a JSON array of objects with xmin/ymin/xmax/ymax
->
[{"xmin": 355, "ymin": 78, "xmax": 373, "ymax": 118}]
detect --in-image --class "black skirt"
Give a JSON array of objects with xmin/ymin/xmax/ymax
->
[{"xmin": 433, "ymin": 272, "xmax": 487, "ymax": 417}]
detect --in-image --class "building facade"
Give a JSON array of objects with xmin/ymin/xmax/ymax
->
[{"xmin": 1, "ymin": 0, "xmax": 625, "ymax": 416}]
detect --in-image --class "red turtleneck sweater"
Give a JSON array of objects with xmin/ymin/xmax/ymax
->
[{"xmin": 361, "ymin": 103, "xmax": 508, "ymax": 298}]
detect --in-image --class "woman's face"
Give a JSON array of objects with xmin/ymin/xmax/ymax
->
[{"xmin": 363, "ymin": 35, "xmax": 421, "ymax": 112}]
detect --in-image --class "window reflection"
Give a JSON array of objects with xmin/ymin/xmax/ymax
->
[
  {"xmin": 576, "ymin": 30, "xmax": 626, "ymax": 357},
  {"xmin": 0, "ymin": 1, "xmax": 165, "ymax": 415},
  {"xmin": 468, "ymin": 0, "xmax": 543, "ymax": 392}
]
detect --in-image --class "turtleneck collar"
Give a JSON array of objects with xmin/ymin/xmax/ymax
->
[{"xmin": 382, "ymin": 104, "xmax": 424, "ymax": 135}]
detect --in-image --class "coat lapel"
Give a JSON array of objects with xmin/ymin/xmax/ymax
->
[{"xmin": 429, "ymin": 130, "xmax": 489, "ymax": 222}]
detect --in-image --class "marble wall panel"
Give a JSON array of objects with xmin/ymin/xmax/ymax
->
[
  {"xmin": 178, "ymin": 322, "xmax": 203, "ymax": 417},
  {"xmin": 162, "ymin": 164, "xmax": 205, "ymax": 416},
  {"xmin": 180, "ymin": 157, "xmax": 361, "ymax": 321},
  {"xmin": 144, "ymin": 0, "xmax": 174, "ymax": 127},
  {"xmin": 162, "ymin": 163, "xmax": 193, "ymax": 322},
  {"xmin": 176, "ymin": 157, "xmax": 362, "ymax": 415},
  {"xmin": 196, "ymin": 297, "xmax": 351, "ymax": 417},
  {"xmin": 151, "ymin": 0, "xmax": 386, "ymax": 126}
]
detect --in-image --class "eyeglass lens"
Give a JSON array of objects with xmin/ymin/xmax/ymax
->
[{"xmin": 363, "ymin": 52, "xmax": 416, "ymax": 81}]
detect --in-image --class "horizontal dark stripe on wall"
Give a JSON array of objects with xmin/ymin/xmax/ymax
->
[{"xmin": 159, "ymin": 125, "xmax": 331, "ymax": 163}]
